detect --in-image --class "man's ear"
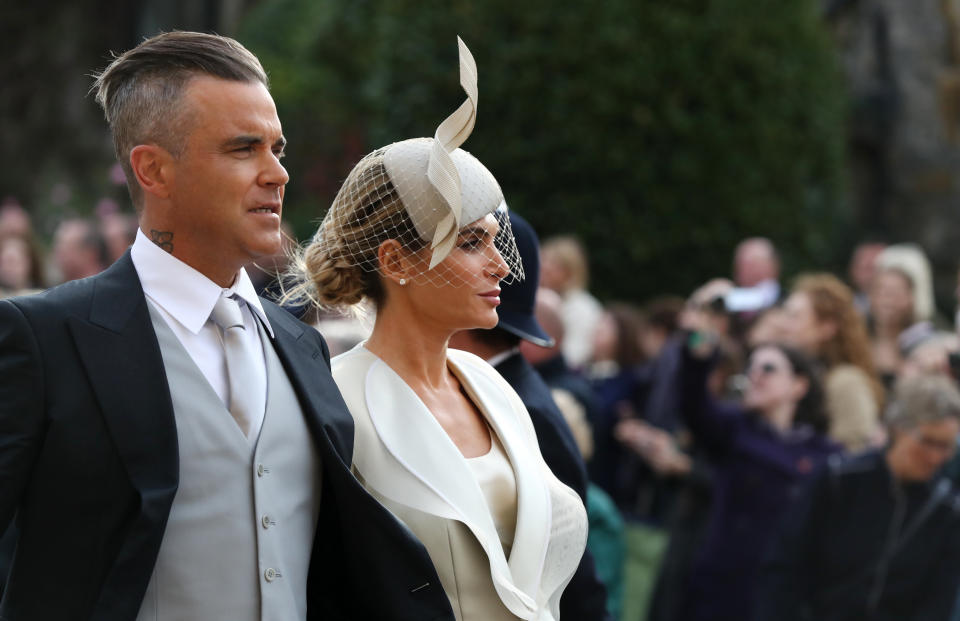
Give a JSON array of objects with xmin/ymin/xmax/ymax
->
[
  {"xmin": 377, "ymin": 239, "xmax": 416, "ymax": 285},
  {"xmin": 129, "ymin": 145, "xmax": 174, "ymax": 200}
]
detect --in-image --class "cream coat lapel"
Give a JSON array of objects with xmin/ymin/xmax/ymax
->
[
  {"xmin": 446, "ymin": 350, "xmax": 552, "ymax": 600},
  {"xmin": 355, "ymin": 348, "xmax": 545, "ymax": 619}
]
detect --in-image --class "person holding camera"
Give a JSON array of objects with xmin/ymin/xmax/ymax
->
[{"xmin": 632, "ymin": 308, "xmax": 841, "ymax": 621}]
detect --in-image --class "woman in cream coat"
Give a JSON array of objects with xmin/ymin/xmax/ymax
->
[{"xmin": 285, "ymin": 39, "xmax": 587, "ymax": 621}]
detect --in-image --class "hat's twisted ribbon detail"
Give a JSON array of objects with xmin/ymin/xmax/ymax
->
[{"xmin": 426, "ymin": 37, "xmax": 478, "ymax": 269}]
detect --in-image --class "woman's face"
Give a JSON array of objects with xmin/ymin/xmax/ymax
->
[
  {"xmin": 0, "ymin": 238, "xmax": 32, "ymax": 290},
  {"xmin": 870, "ymin": 269, "xmax": 914, "ymax": 328},
  {"xmin": 591, "ymin": 312, "xmax": 618, "ymax": 363},
  {"xmin": 782, "ymin": 292, "xmax": 827, "ymax": 354},
  {"xmin": 742, "ymin": 346, "xmax": 807, "ymax": 416},
  {"xmin": 403, "ymin": 213, "xmax": 509, "ymax": 332}
]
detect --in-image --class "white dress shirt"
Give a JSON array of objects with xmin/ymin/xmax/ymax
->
[{"xmin": 130, "ymin": 229, "xmax": 273, "ymax": 439}]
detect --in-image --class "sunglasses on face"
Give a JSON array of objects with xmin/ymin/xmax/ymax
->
[{"xmin": 748, "ymin": 361, "xmax": 785, "ymax": 376}]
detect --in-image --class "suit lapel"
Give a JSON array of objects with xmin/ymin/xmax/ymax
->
[
  {"xmin": 67, "ymin": 254, "xmax": 180, "ymax": 619},
  {"xmin": 68, "ymin": 253, "xmax": 179, "ymax": 514},
  {"xmin": 260, "ymin": 301, "xmax": 354, "ymax": 466}
]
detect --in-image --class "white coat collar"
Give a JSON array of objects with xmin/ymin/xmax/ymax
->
[{"xmin": 355, "ymin": 346, "xmax": 552, "ymax": 619}]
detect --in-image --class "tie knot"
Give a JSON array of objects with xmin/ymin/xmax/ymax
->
[{"xmin": 210, "ymin": 294, "xmax": 245, "ymax": 331}]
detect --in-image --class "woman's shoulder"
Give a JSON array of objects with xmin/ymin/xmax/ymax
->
[{"xmin": 331, "ymin": 342, "xmax": 377, "ymax": 372}]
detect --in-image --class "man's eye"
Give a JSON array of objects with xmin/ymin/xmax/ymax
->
[{"xmin": 273, "ymin": 149, "xmax": 286, "ymax": 159}]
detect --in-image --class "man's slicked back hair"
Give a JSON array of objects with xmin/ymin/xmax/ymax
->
[{"xmin": 92, "ymin": 31, "xmax": 269, "ymax": 209}]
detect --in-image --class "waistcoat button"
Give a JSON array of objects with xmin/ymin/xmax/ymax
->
[{"xmin": 264, "ymin": 567, "xmax": 278, "ymax": 582}]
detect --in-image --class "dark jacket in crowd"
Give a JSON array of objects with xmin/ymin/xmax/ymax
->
[
  {"xmin": 678, "ymin": 350, "xmax": 840, "ymax": 621},
  {"xmin": 494, "ymin": 351, "xmax": 611, "ymax": 621},
  {"xmin": 756, "ymin": 450, "xmax": 960, "ymax": 621},
  {"xmin": 535, "ymin": 353, "xmax": 600, "ymax": 424}
]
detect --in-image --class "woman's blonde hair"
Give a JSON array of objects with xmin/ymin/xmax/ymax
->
[
  {"xmin": 281, "ymin": 148, "xmax": 425, "ymax": 310},
  {"xmin": 791, "ymin": 272, "xmax": 884, "ymax": 406}
]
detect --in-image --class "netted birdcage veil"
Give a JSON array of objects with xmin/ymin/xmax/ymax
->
[{"xmin": 285, "ymin": 37, "xmax": 524, "ymax": 310}]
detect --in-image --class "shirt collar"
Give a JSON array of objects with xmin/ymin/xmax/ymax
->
[{"xmin": 130, "ymin": 228, "xmax": 274, "ymax": 337}]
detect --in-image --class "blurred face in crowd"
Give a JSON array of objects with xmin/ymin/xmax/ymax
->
[
  {"xmin": 849, "ymin": 242, "xmax": 885, "ymax": 294},
  {"xmin": 888, "ymin": 418, "xmax": 960, "ymax": 482},
  {"xmin": 746, "ymin": 307, "xmax": 788, "ymax": 349},
  {"xmin": 53, "ymin": 220, "xmax": 101, "ymax": 282},
  {"xmin": 0, "ymin": 237, "xmax": 32, "ymax": 290},
  {"xmin": 743, "ymin": 346, "xmax": 808, "ymax": 418},
  {"xmin": 870, "ymin": 269, "xmax": 914, "ymax": 329},
  {"xmin": 539, "ymin": 250, "xmax": 568, "ymax": 294},
  {"xmin": 782, "ymin": 292, "xmax": 834, "ymax": 355},
  {"xmin": 591, "ymin": 312, "xmax": 618, "ymax": 364},
  {"xmin": 733, "ymin": 239, "xmax": 778, "ymax": 287}
]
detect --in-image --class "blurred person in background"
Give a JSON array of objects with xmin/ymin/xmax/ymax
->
[
  {"xmin": 585, "ymin": 303, "xmax": 646, "ymax": 498},
  {"xmin": 551, "ymin": 387, "xmax": 626, "ymax": 621},
  {"xmin": 0, "ymin": 235, "xmax": 45, "ymax": 297},
  {"xmin": 727, "ymin": 238, "xmax": 782, "ymax": 338},
  {"xmin": 99, "ymin": 211, "xmax": 138, "ymax": 264},
  {"xmin": 540, "ymin": 235, "xmax": 603, "ymax": 370},
  {"xmin": 869, "ymin": 243, "xmax": 938, "ymax": 389},
  {"xmin": 783, "ymin": 273, "xmax": 885, "ymax": 452},
  {"xmin": 0, "ymin": 199, "xmax": 33, "ymax": 239},
  {"xmin": 50, "ymin": 217, "xmax": 107, "ymax": 283},
  {"xmin": 638, "ymin": 296, "xmax": 686, "ymax": 362},
  {"xmin": 848, "ymin": 241, "xmax": 886, "ymax": 315},
  {"xmin": 520, "ymin": 286, "xmax": 599, "ymax": 426},
  {"xmin": 746, "ymin": 305, "xmax": 789, "ymax": 349},
  {"xmin": 757, "ymin": 374, "xmax": 960, "ymax": 621},
  {"xmin": 670, "ymin": 332, "xmax": 840, "ymax": 621}
]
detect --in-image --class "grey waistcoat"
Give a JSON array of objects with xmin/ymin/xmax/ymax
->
[{"xmin": 136, "ymin": 302, "xmax": 322, "ymax": 621}]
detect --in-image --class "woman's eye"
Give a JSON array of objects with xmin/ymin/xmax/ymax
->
[{"xmin": 458, "ymin": 237, "xmax": 484, "ymax": 250}]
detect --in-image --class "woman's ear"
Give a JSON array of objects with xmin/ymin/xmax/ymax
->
[
  {"xmin": 377, "ymin": 239, "xmax": 413, "ymax": 285},
  {"xmin": 129, "ymin": 144, "xmax": 174, "ymax": 200}
]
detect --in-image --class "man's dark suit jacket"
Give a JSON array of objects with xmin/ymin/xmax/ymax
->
[
  {"xmin": 494, "ymin": 352, "xmax": 611, "ymax": 621},
  {"xmin": 0, "ymin": 253, "xmax": 454, "ymax": 621}
]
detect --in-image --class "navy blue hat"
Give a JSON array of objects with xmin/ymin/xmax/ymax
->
[{"xmin": 496, "ymin": 210, "xmax": 555, "ymax": 347}]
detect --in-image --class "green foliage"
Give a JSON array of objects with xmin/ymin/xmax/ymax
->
[{"xmin": 241, "ymin": 0, "xmax": 849, "ymax": 301}]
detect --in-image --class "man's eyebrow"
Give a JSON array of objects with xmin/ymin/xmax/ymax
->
[{"xmin": 221, "ymin": 135, "xmax": 287, "ymax": 149}]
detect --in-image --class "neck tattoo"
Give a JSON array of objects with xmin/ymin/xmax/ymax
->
[{"xmin": 150, "ymin": 229, "xmax": 174, "ymax": 253}]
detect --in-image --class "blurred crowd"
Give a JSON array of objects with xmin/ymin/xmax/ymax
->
[{"xmin": 6, "ymin": 194, "xmax": 960, "ymax": 621}]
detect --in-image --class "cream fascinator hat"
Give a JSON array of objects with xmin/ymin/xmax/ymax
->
[{"xmin": 312, "ymin": 37, "xmax": 524, "ymax": 289}]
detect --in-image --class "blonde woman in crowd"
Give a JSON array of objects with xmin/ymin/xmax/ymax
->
[
  {"xmin": 285, "ymin": 40, "xmax": 587, "ymax": 621},
  {"xmin": 782, "ymin": 273, "xmax": 885, "ymax": 452},
  {"xmin": 539, "ymin": 236, "xmax": 603, "ymax": 370},
  {"xmin": 869, "ymin": 243, "xmax": 937, "ymax": 386}
]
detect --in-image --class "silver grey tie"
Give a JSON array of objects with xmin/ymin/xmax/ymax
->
[{"xmin": 209, "ymin": 294, "xmax": 258, "ymax": 436}]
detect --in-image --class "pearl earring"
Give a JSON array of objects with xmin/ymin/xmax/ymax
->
[{"xmin": 399, "ymin": 278, "xmax": 407, "ymax": 286}]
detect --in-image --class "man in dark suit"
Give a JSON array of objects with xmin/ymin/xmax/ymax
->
[
  {"xmin": 0, "ymin": 32, "xmax": 452, "ymax": 621},
  {"xmin": 450, "ymin": 210, "xmax": 611, "ymax": 620}
]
